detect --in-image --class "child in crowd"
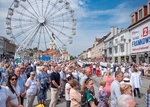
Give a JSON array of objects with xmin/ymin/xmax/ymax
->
[{"xmin": 98, "ymin": 79, "xmax": 109, "ymax": 107}]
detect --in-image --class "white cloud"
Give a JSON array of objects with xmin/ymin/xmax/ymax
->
[{"xmin": 0, "ymin": 0, "xmax": 138, "ymax": 56}]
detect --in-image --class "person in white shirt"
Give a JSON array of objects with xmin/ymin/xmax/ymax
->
[
  {"xmin": 25, "ymin": 72, "xmax": 38, "ymax": 107},
  {"xmin": 6, "ymin": 73, "xmax": 23, "ymax": 107},
  {"xmin": 65, "ymin": 74, "xmax": 73, "ymax": 107},
  {"xmin": 79, "ymin": 68, "xmax": 85, "ymax": 85},
  {"xmin": 121, "ymin": 66, "xmax": 125, "ymax": 73},
  {"xmin": 130, "ymin": 68, "xmax": 142, "ymax": 98},
  {"xmin": 110, "ymin": 71, "xmax": 124, "ymax": 107}
]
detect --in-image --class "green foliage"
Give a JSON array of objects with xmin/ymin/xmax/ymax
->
[
  {"xmin": 29, "ymin": 52, "xmax": 34, "ymax": 57},
  {"xmin": 33, "ymin": 47, "xmax": 38, "ymax": 50},
  {"xmin": 70, "ymin": 56, "xmax": 74, "ymax": 60}
]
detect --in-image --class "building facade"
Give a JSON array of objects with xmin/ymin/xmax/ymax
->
[
  {"xmin": 129, "ymin": 0, "xmax": 150, "ymax": 63},
  {"xmin": 0, "ymin": 37, "xmax": 4, "ymax": 60},
  {"xmin": 91, "ymin": 38, "xmax": 101, "ymax": 61},
  {"xmin": 113, "ymin": 29, "xmax": 131, "ymax": 63},
  {"xmin": 0, "ymin": 36, "xmax": 16, "ymax": 59}
]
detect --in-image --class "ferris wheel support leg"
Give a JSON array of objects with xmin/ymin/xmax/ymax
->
[
  {"xmin": 15, "ymin": 24, "xmax": 40, "ymax": 59},
  {"xmin": 44, "ymin": 24, "xmax": 64, "ymax": 60}
]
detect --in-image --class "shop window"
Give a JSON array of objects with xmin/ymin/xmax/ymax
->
[
  {"xmin": 139, "ymin": 9, "xmax": 142, "ymax": 20},
  {"xmin": 139, "ymin": 57, "xmax": 145, "ymax": 63},
  {"xmin": 121, "ymin": 56, "xmax": 124, "ymax": 62},
  {"xmin": 115, "ymin": 57, "xmax": 118, "ymax": 63}
]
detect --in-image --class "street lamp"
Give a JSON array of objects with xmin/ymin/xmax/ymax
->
[{"xmin": 123, "ymin": 39, "xmax": 131, "ymax": 62}]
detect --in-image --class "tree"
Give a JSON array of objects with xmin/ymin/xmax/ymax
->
[
  {"xmin": 70, "ymin": 56, "xmax": 74, "ymax": 60},
  {"xmin": 29, "ymin": 52, "xmax": 34, "ymax": 57},
  {"xmin": 33, "ymin": 47, "xmax": 38, "ymax": 50}
]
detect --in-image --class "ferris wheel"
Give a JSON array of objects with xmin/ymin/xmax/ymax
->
[{"xmin": 6, "ymin": 0, "xmax": 76, "ymax": 58}]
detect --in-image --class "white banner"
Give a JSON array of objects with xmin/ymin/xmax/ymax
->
[{"xmin": 131, "ymin": 21, "xmax": 150, "ymax": 53}]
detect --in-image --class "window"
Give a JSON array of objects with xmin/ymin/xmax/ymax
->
[
  {"xmin": 120, "ymin": 45, "xmax": 124, "ymax": 52},
  {"xmin": 115, "ymin": 39, "xmax": 118, "ymax": 44},
  {"xmin": 139, "ymin": 9, "xmax": 142, "ymax": 20},
  {"xmin": 109, "ymin": 48, "xmax": 112, "ymax": 54},
  {"xmin": 109, "ymin": 41, "xmax": 111, "ymax": 45},
  {"xmin": 131, "ymin": 15, "xmax": 134, "ymax": 24},
  {"xmin": 115, "ymin": 47, "xmax": 118, "ymax": 53},
  {"xmin": 121, "ymin": 36, "xmax": 124, "ymax": 42}
]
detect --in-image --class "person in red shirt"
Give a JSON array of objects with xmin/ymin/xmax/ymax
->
[
  {"xmin": 89, "ymin": 64, "xmax": 93, "ymax": 76},
  {"xmin": 96, "ymin": 65, "xmax": 100, "ymax": 77}
]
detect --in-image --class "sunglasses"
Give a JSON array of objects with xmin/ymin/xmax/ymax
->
[{"xmin": 11, "ymin": 78, "xmax": 17, "ymax": 81}]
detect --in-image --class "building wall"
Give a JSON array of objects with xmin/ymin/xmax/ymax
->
[
  {"xmin": 113, "ymin": 30, "xmax": 131, "ymax": 63},
  {"xmin": 129, "ymin": 0, "xmax": 150, "ymax": 64},
  {"xmin": 130, "ymin": 20, "xmax": 150, "ymax": 63},
  {"xmin": 0, "ymin": 37, "xmax": 16, "ymax": 58},
  {"xmin": 0, "ymin": 38, "xmax": 4, "ymax": 55}
]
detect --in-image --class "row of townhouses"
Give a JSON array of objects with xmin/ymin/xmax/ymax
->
[
  {"xmin": 78, "ymin": 0, "xmax": 150, "ymax": 64},
  {"xmin": 0, "ymin": 36, "xmax": 16, "ymax": 60}
]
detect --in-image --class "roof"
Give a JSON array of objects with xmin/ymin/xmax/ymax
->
[
  {"xmin": 43, "ymin": 49, "xmax": 70, "ymax": 57},
  {"xmin": 128, "ymin": 14, "xmax": 150, "ymax": 29},
  {"xmin": 104, "ymin": 32, "xmax": 112, "ymax": 42},
  {"xmin": 63, "ymin": 51, "xmax": 69, "ymax": 54},
  {"xmin": 95, "ymin": 37, "xmax": 101, "ymax": 42}
]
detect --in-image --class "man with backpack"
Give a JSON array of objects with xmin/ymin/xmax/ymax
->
[{"xmin": 26, "ymin": 63, "xmax": 33, "ymax": 78}]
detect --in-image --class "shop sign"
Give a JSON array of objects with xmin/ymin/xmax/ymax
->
[{"xmin": 131, "ymin": 21, "xmax": 150, "ymax": 53}]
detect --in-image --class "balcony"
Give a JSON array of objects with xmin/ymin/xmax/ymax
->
[
  {"xmin": 113, "ymin": 43, "xmax": 118, "ymax": 47},
  {"xmin": 118, "ymin": 40, "xmax": 124, "ymax": 45}
]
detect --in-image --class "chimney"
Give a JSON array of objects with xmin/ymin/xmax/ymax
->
[
  {"xmin": 114, "ymin": 27, "xmax": 117, "ymax": 35},
  {"xmin": 110, "ymin": 26, "xmax": 115, "ymax": 36}
]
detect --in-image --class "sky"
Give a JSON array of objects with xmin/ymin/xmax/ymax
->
[{"xmin": 0, "ymin": 0, "xmax": 147, "ymax": 56}]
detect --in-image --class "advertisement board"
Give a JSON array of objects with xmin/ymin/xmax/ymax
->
[{"xmin": 131, "ymin": 21, "xmax": 150, "ymax": 53}]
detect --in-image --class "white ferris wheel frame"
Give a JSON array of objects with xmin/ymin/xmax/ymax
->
[{"xmin": 6, "ymin": 0, "xmax": 76, "ymax": 59}]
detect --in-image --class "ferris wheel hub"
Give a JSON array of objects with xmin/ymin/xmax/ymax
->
[{"xmin": 38, "ymin": 17, "xmax": 45, "ymax": 23}]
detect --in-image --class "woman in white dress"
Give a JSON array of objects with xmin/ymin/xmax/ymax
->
[{"xmin": 6, "ymin": 73, "xmax": 23, "ymax": 107}]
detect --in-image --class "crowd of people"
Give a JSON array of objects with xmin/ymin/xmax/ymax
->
[{"xmin": 0, "ymin": 59, "xmax": 150, "ymax": 107}]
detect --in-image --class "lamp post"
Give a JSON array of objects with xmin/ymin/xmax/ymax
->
[{"xmin": 123, "ymin": 39, "xmax": 131, "ymax": 63}]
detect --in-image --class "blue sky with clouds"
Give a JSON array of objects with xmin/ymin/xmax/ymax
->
[{"xmin": 0, "ymin": 0, "xmax": 147, "ymax": 56}]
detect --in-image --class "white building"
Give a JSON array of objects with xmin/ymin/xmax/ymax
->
[
  {"xmin": 113, "ymin": 29, "xmax": 131, "ymax": 63},
  {"xmin": 104, "ymin": 27, "xmax": 122, "ymax": 62}
]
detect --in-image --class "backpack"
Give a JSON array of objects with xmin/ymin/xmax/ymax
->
[{"xmin": 26, "ymin": 66, "xmax": 33, "ymax": 77}]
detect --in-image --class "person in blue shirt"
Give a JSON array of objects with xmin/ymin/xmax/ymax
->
[
  {"xmin": 36, "ymin": 66, "xmax": 48, "ymax": 105},
  {"xmin": 14, "ymin": 67, "xmax": 26, "ymax": 105},
  {"xmin": 0, "ymin": 63, "xmax": 9, "ymax": 85}
]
